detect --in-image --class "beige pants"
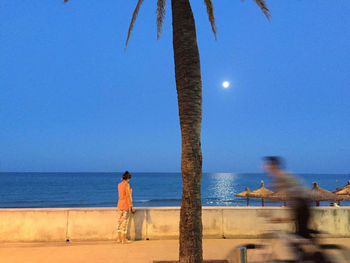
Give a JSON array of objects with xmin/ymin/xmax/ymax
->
[{"xmin": 117, "ymin": 209, "xmax": 130, "ymax": 234}]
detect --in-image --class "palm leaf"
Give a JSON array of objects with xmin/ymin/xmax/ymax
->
[
  {"xmin": 63, "ymin": 0, "xmax": 69, "ymax": 2},
  {"xmin": 204, "ymin": 0, "xmax": 217, "ymax": 40},
  {"xmin": 253, "ymin": 0, "xmax": 270, "ymax": 20},
  {"xmin": 125, "ymin": 0, "xmax": 144, "ymax": 49},
  {"xmin": 157, "ymin": 0, "xmax": 167, "ymax": 40}
]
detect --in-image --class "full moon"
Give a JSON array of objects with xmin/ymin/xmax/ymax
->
[{"xmin": 222, "ymin": 81, "xmax": 230, "ymax": 88}]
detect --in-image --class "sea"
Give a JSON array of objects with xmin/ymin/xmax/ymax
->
[{"xmin": 0, "ymin": 172, "xmax": 349, "ymax": 208}]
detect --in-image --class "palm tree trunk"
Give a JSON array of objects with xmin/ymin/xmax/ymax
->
[{"xmin": 171, "ymin": 0, "xmax": 203, "ymax": 262}]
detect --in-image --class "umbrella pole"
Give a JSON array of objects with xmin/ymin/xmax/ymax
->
[
  {"xmin": 283, "ymin": 201, "xmax": 287, "ymax": 206},
  {"xmin": 316, "ymin": 201, "xmax": 320, "ymax": 207},
  {"xmin": 246, "ymin": 198, "xmax": 249, "ymax": 207},
  {"xmin": 262, "ymin": 198, "xmax": 264, "ymax": 207}
]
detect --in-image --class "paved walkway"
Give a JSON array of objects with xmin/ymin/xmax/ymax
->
[{"xmin": 0, "ymin": 239, "xmax": 349, "ymax": 263}]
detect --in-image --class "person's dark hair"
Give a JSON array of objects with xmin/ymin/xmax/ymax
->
[
  {"xmin": 263, "ymin": 156, "xmax": 284, "ymax": 168},
  {"xmin": 122, "ymin": 171, "xmax": 131, "ymax": 180}
]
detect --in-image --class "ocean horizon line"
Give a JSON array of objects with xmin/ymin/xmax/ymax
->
[{"xmin": 0, "ymin": 171, "xmax": 348, "ymax": 175}]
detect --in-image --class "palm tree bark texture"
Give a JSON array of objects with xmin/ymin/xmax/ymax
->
[{"xmin": 171, "ymin": 0, "xmax": 203, "ymax": 262}]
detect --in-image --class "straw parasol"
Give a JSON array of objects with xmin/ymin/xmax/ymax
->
[
  {"xmin": 309, "ymin": 182, "xmax": 344, "ymax": 206},
  {"xmin": 333, "ymin": 187, "xmax": 342, "ymax": 193},
  {"xmin": 266, "ymin": 191, "xmax": 289, "ymax": 206},
  {"xmin": 334, "ymin": 194, "xmax": 350, "ymax": 205},
  {"xmin": 334, "ymin": 181, "xmax": 350, "ymax": 195},
  {"xmin": 333, "ymin": 181, "xmax": 350, "ymax": 205},
  {"xmin": 247, "ymin": 180, "xmax": 274, "ymax": 207},
  {"xmin": 235, "ymin": 187, "xmax": 251, "ymax": 206}
]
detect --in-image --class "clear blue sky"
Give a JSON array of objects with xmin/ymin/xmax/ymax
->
[{"xmin": 1, "ymin": 0, "xmax": 349, "ymax": 173}]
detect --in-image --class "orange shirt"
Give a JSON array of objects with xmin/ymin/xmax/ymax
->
[{"xmin": 117, "ymin": 181, "xmax": 132, "ymax": 210}]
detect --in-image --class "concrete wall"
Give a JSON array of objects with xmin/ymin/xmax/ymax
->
[{"xmin": 0, "ymin": 207, "xmax": 349, "ymax": 242}]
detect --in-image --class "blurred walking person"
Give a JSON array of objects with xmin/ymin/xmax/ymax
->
[{"xmin": 117, "ymin": 171, "xmax": 135, "ymax": 244}]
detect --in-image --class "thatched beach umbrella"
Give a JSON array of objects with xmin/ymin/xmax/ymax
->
[
  {"xmin": 247, "ymin": 180, "xmax": 274, "ymax": 207},
  {"xmin": 333, "ymin": 181, "xmax": 350, "ymax": 205},
  {"xmin": 333, "ymin": 187, "xmax": 342, "ymax": 193},
  {"xmin": 334, "ymin": 194, "xmax": 350, "ymax": 205},
  {"xmin": 334, "ymin": 181, "xmax": 350, "ymax": 195},
  {"xmin": 267, "ymin": 191, "xmax": 289, "ymax": 206},
  {"xmin": 309, "ymin": 182, "xmax": 344, "ymax": 206},
  {"xmin": 235, "ymin": 187, "xmax": 251, "ymax": 206}
]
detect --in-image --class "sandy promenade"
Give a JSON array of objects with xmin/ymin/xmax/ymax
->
[{"xmin": 1, "ymin": 238, "xmax": 349, "ymax": 263}]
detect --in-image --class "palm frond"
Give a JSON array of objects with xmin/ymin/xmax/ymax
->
[
  {"xmin": 125, "ymin": 0, "xmax": 144, "ymax": 49},
  {"xmin": 157, "ymin": 0, "xmax": 167, "ymax": 40},
  {"xmin": 204, "ymin": 0, "xmax": 217, "ymax": 40},
  {"xmin": 253, "ymin": 0, "xmax": 270, "ymax": 20},
  {"xmin": 63, "ymin": 0, "xmax": 69, "ymax": 2}
]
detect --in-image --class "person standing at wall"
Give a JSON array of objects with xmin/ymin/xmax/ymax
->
[{"xmin": 117, "ymin": 171, "xmax": 135, "ymax": 244}]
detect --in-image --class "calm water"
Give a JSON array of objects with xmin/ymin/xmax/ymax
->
[{"xmin": 0, "ymin": 172, "xmax": 349, "ymax": 208}]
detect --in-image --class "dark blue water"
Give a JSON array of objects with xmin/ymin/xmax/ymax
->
[{"xmin": 0, "ymin": 173, "xmax": 349, "ymax": 208}]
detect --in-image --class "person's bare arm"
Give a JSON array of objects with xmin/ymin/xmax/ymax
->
[{"xmin": 125, "ymin": 184, "xmax": 135, "ymax": 212}]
